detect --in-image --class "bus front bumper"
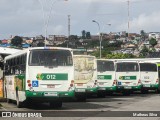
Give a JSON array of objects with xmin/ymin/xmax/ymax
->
[
  {"xmin": 25, "ymin": 90, "xmax": 75, "ymax": 101},
  {"xmin": 116, "ymin": 85, "xmax": 142, "ymax": 92},
  {"xmin": 86, "ymin": 87, "xmax": 98, "ymax": 93},
  {"xmin": 98, "ymin": 86, "xmax": 117, "ymax": 92},
  {"xmin": 142, "ymin": 84, "xmax": 159, "ymax": 90}
]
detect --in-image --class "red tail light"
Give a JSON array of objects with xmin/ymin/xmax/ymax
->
[
  {"xmin": 138, "ymin": 79, "xmax": 141, "ymax": 84},
  {"xmin": 28, "ymin": 84, "xmax": 32, "ymax": 87},
  {"xmin": 156, "ymin": 79, "xmax": 159, "ymax": 84},
  {"xmin": 27, "ymin": 80, "xmax": 31, "ymax": 83},
  {"xmin": 113, "ymin": 80, "xmax": 117, "ymax": 85}
]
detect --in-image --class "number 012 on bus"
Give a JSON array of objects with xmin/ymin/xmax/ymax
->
[{"xmin": 4, "ymin": 47, "xmax": 75, "ymax": 108}]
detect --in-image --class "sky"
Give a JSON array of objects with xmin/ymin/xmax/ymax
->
[{"xmin": 0, "ymin": 0, "xmax": 160, "ymax": 39}]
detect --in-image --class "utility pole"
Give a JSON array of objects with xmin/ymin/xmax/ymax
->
[
  {"xmin": 67, "ymin": 15, "xmax": 70, "ymax": 48},
  {"xmin": 127, "ymin": 0, "xmax": 130, "ymax": 41}
]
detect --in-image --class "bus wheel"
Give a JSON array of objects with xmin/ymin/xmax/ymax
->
[
  {"xmin": 141, "ymin": 90, "xmax": 148, "ymax": 94},
  {"xmin": 156, "ymin": 89, "xmax": 160, "ymax": 94},
  {"xmin": 16, "ymin": 91, "xmax": 23, "ymax": 108},
  {"xmin": 7, "ymin": 98, "xmax": 12, "ymax": 103},
  {"xmin": 97, "ymin": 92, "xmax": 106, "ymax": 98},
  {"xmin": 123, "ymin": 91, "xmax": 130, "ymax": 96},
  {"xmin": 76, "ymin": 96, "xmax": 86, "ymax": 102},
  {"xmin": 106, "ymin": 91, "xmax": 113, "ymax": 96},
  {"xmin": 50, "ymin": 101, "xmax": 62, "ymax": 108}
]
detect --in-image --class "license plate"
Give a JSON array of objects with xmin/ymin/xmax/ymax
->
[
  {"xmin": 77, "ymin": 83, "xmax": 83, "ymax": 86},
  {"xmin": 47, "ymin": 85, "xmax": 55, "ymax": 88},
  {"xmin": 125, "ymin": 82, "xmax": 130, "ymax": 84},
  {"xmin": 75, "ymin": 89, "xmax": 85, "ymax": 92},
  {"xmin": 124, "ymin": 86, "xmax": 132, "ymax": 89},
  {"xmin": 98, "ymin": 88, "xmax": 106, "ymax": 90},
  {"xmin": 44, "ymin": 92, "xmax": 58, "ymax": 96},
  {"xmin": 143, "ymin": 84, "xmax": 150, "ymax": 87},
  {"xmin": 99, "ymin": 83, "xmax": 104, "ymax": 85}
]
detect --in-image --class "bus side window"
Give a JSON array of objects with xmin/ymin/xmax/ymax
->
[
  {"xmin": 158, "ymin": 67, "xmax": 160, "ymax": 78},
  {"xmin": 15, "ymin": 57, "xmax": 19, "ymax": 75},
  {"xmin": 21, "ymin": 54, "xmax": 26, "ymax": 74}
]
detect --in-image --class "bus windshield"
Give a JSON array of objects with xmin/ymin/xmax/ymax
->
[
  {"xmin": 29, "ymin": 49, "xmax": 73, "ymax": 66},
  {"xmin": 97, "ymin": 60, "xmax": 114, "ymax": 72},
  {"xmin": 140, "ymin": 63, "xmax": 157, "ymax": 72},
  {"xmin": 116, "ymin": 62, "xmax": 139, "ymax": 72}
]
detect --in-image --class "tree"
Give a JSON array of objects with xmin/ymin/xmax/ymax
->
[
  {"xmin": 105, "ymin": 53, "xmax": 135, "ymax": 59},
  {"xmin": 11, "ymin": 36, "xmax": 23, "ymax": 48},
  {"xmin": 69, "ymin": 35, "xmax": 78, "ymax": 40},
  {"xmin": 37, "ymin": 42, "xmax": 45, "ymax": 47},
  {"xmin": 149, "ymin": 38, "xmax": 157, "ymax": 47},
  {"xmin": 140, "ymin": 30, "xmax": 145, "ymax": 41},
  {"xmin": 139, "ymin": 45, "xmax": 149, "ymax": 58}
]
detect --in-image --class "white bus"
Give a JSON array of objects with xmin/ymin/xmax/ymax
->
[
  {"xmin": 73, "ymin": 55, "xmax": 97, "ymax": 101},
  {"xmin": 4, "ymin": 47, "xmax": 75, "ymax": 108},
  {"xmin": 96, "ymin": 59, "xmax": 116, "ymax": 97},
  {"xmin": 140, "ymin": 61, "xmax": 159, "ymax": 93},
  {"xmin": 115, "ymin": 61, "xmax": 142, "ymax": 95},
  {"xmin": 0, "ymin": 47, "xmax": 21, "ymax": 98}
]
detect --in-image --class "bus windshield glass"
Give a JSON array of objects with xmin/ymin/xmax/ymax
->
[
  {"xmin": 140, "ymin": 63, "xmax": 157, "ymax": 72},
  {"xmin": 116, "ymin": 62, "xmax": 139, "ymax": 72},
  {"xmin": 29, "ymin": 49, "xmax": 73, "ymax": 66},
  {"xmin": 97, "ymin": 60, "xmax": 114, "ymax": 72}
]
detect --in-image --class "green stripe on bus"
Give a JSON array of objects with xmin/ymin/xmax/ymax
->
[
  {"xmin": 97, "ymin": 75, "xmax": 112, "ymax": 80},
  {"xmin": 119, "ymin": 76, "xmax": 136, "ymax": 80},
  {"xmin": 36, "ymin": 73, "xmax": 68, "ymax": 80}
]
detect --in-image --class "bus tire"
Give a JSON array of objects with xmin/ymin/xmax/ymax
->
[
  {"xmin": 50, "ymin": 101, "xmax": 62, "ymax": 108},
  {"xmin": 76, "ymin": 96, "xmax": 86, "ymax": 102},
  {"xmin": 106, "ymin": 91, "xmax": 113, "ymax": 96},
  {"xmin": 141, "ymin": 89, "xmax": 148, "ymax": 94},
  {"xmin": 16, "ymin": 91, "xmax": 23, "ymax": 108},
  {"xmin": 156, "ymin": 89, "xmax": 160, "ymax": 94},
  {"xmin": 123, "ymin": 91, "xmax": 130, "ymax": 96},
  {"xmin": 97, "ymin": 92, "xmax": 106, "ymax": 98},
  {"xmin": 7, "ymin": 98, "xmax": 12, "ymax": 103}
]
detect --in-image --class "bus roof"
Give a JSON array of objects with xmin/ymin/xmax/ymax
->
[
  {"xmin": 73, "ymin": 55, "xmax": 95, "ymax": 58},
  {"xmin": 4, "ymin": 47, "xmax": 73, "ymax": 60},
  {"xmin": 96, "ymin": 59, "xmax": 115, "ymax": 62},
  {"xmin": 0, "ymin": 47, "xmax": 21, "ymax": 55}
]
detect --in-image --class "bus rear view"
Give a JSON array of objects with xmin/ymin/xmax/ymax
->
[
  {"xmin": 116, "ymin": 61, "xmax": 142, "ymax": 95},
  {"xmin": 140, "ymin": 62, "xmax": 159, "ymax": 93},
  {"xmin": 4, "ymin": 47, "xmax": 75, "ymax": 108},
  {"xmin": 73, "ymin": 55, "xmax": 97, "ymax": 101},
  {"xmin": 97, "ymin": 59, "xmax": 116, "ymax": 97}
]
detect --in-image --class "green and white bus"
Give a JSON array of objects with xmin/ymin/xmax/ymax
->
[
  {"xmin": 96, "ymin": 59, "xmax": 116, "ymax": 97},
  {"xmin": 4, "ymin": 47, "xmax": 75, "ymax": 108},
  {"xmin": 73, "ymin": 55, "xmax": 97, "ymax": 101},
  {"xmin": 140, "ymin": 61, "xmax": 159, "ymax": 93},
  {"xmin": 115, "ymin": 61, "xmax": 142, "ymax": 95}
]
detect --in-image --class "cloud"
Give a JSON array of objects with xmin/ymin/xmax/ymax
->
[
  {"xmin": 78, "ymin": 0, "xmax": 141, "ymax": 3},
  {"xmin": 117, "ymin": 11, "xmax": 160, "ymax": 33},
  {"xmin": 50, "ymin": 25, "xmax": 65, "ymax": 35}
]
